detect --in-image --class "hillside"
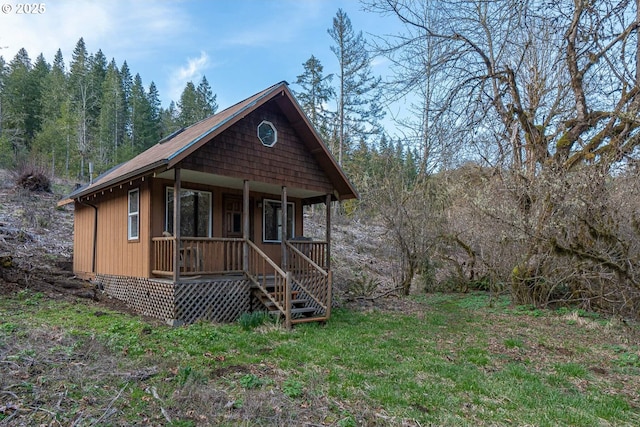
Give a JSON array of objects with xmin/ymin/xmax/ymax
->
[
  {"xmin": 0, "ymin": 170, "xmax": 97, "ymax": 300},
  {"xmin": 0, "ymin": 169, "xmax": 400, "ymax": 312}
]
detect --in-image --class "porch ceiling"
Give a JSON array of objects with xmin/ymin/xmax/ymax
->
[{"xmin": 155, "ymin": 169, "xmax": 331, "ymax": 202}]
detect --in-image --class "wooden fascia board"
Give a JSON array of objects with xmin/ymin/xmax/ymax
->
[{"xmin": 69, "ymin": 161, "xmax": 167, "ymax": 202}]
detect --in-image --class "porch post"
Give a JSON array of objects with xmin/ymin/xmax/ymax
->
[
  {"xmin": 326, "ymin": 193, "xmax": 332, "ymax": 319},
  {"xmin": 325, "ymin": 193, "xmax": 332, "ymax": 271},
  {"xmin": 243, "ymin": 179, "xmax": 249, "ymax": 272},
  {"xmin": 172, "ymin": 168, "xmax": 181, "ymax": 282},
  {"xmin": 281, "ymin": 186, "xmax": 288, "ymax": 269}
]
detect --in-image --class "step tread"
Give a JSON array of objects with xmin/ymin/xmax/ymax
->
[
  {"xmin": 268, "ymin": 306, "xmax": 317, "ymax": 315},
  {"xmin": 261, "ymin": 298, "xmax": 308, "ymax": 307}
]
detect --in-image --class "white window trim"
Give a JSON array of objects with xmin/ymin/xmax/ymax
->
[
  {"xmin": 128, "ymin": 188, "xmax": 140, "ymax": 241},
  {"xmin": 262, "ymin": 198, "xmax": 295, "ymax": 243},
  {"xmin": 257, "ymin": 120, "xmax": 277, "ymax": 147},
  {"xmin": 165, "ymin": 187, "xmax": 213, "ymax": 237}
]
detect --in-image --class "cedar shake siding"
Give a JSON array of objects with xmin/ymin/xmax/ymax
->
[{"xmin": 180, "ymin": 101, "xmax": 333, "ymax": 194}]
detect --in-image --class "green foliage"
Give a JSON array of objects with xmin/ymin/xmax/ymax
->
[
  {"xmin": 282, "ymin": 378, "xmax": 304, "ymax": 398},
  {"xmin": 504, "ymin": 337, "xmax": 525, "ymax": 349},
  {"xmin": 237, "ymin": 311, "xmax": 276, "ymax": 331},
  {"xmin": 0, "ymin": 38, "xmax": 216, "ymax": 180},
  {"xmin": 239, "ymin": 373, "xmax": 263, "ymax": 389},
  {"xmin": 345, "ymin": 269, "xmax": 380, "ymax": 298},
  {"xmin": 0, "ymin": 135, "xmax": 15, "ymax": 168},
  {"xmin": 2, "ymin": 285, "xmax": 639, "ymax": 426}
]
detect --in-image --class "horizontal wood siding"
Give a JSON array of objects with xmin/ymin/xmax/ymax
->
[
  {"xmin": 181, "ymin": 101, "xmax": 334, "ymax": 194},
  {"xmin": 93, "ymin": 181, "xmax": 150, "ymax": 278},
  {"xmin": 73, "ymin": 201, "xmax": 95, "ymax": 277},
  {"xmin": 148, "ymin": 178, "xmax": 305, "ymax": 269}
]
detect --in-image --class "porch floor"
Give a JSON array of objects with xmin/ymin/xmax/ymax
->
[{"xmin": 150, "ymin": 273, "xmax": 246, "ymax": 284}]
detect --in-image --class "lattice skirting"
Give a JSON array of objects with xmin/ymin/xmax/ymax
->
[
  {"xmin": 97, "ymin": 274, "xmax": 251, "ymax": 325},
  {"xmin": 174, "ymin": 280, "xmax": 251, "ymax": 324}
]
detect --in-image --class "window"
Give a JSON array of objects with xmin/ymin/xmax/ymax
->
[
  {"xmin": 257, "ymin": 120, "xmax": 277, "ymax": 147},
  {"xmin": 263, "ymin": 199, "xmax": 294, "ymax": 243},
  {"xmin": 166, "ymin": 188, "xmax": 212, "ymax": 237},
  {"xmin": 128, "ymin": 189, "xmax": 139, "ymax": 240}
]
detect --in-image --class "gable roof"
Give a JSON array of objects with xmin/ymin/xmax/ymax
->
[{"xmin": 63, "ymin": 81, "xmax": 357, "ymax": 203}]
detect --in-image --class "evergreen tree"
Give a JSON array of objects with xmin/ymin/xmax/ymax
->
[
  {"xmin": 35, "ymin": 49, "xmax": 72, "ymax": 175},
  {"xmin": 177, "ymin": 81, "xmax": 200, "ymax": 127},
  {"xmin": 294, "ymin": 55, "xmax": 335, "ymax": 144},
  {"xmin": 29, "ymin": 54, "xmax": 50, "ymax": 139},
  {"xmin": 120, "ymin": 61, "xmax": 133, "ymax": 146},
  {"xmin": 0, "ymin": 55, "xmax": 6, "ymax": 134},
  {"xmin": 0, "ymin": 56, "xmax": 10, "ymax": 166},
  {"xmin": 69, "ymin": 38, "xmax": 94, "ymax": 179},
  {"xmin": 147, "ymin": 81, "xmax": 162, "ymax": 145},
  {"xmin": 130, "ymin": 73, "xmax": 154, "ymax": 152},
  {"xmin": 41, "ymin": 49, "xmax": 66, "ymax": 119},
  {"xmin": 328, "ymin": 9, "xmax": 385, "ymax": 165},
  {"xmin": 196, "ymin": 76, "xmax": 217, "ymax": 118},
  {"xmin": 160, "ymin": 101, "xmax": 180, "ymax": 138},
  {"xmin": 4, "ymin": 48, "xmax": 33, "ymax": 159},
  {"xmin": 97, "ymin": 59, "xmax": 125, "ymax": 167},
  {"xmin": 88, "ymin": 49, "xmax": 107, "ymax": 122}
]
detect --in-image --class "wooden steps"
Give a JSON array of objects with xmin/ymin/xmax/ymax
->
[{"xmin": 249, "ymin": 275, "xmax": 321, "ymax": 322}]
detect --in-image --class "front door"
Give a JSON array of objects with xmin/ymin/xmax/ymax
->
[{"xmin": 224, "ymin": 195, "xmax": 243, "ymax": 238}]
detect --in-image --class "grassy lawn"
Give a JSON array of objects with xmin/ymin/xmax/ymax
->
[{"xmin": 1, "ymin": 290, "xmax": 639, "ymax": 426}]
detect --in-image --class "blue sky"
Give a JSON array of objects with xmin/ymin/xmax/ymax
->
[{"xmin": 0, "ymin": 0, "xmax": 404, "ymax": 119}]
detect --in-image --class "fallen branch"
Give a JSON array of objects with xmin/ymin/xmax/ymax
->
[
  {"xmin": 91, "ymin": 381, "xmax": 128, "ymax": 426},
  {"xmin": 355, "ymin": 285, "xmax": 404, "ymax": 301},
  {"xmin": 147, "ymin": 386, "xmax": 172, "ymax": 424}
]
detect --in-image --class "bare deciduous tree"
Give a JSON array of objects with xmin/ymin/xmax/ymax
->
[{"xmin": 367, "ymin": 0, "xmax": 640, "ymax": 315}]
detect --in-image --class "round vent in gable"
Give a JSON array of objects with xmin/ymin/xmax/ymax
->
[{"xmin": 257, "ymin": 120, "xmax": 277, "ymax": 147}]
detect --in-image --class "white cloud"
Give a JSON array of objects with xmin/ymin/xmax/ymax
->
[
  {"xmin": 168, "ymin": 51, "xmax": 210, "ymax": 102},
  {"xmin": 0, "ymin": 0, "xmax": 187, "ymax": 65}
]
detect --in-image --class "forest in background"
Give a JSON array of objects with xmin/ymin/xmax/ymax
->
[{"xmin": 1, "ymin": 0, "xmax": 640, "ymax": 319}]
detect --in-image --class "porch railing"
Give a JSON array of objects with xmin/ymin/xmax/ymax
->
[
  {"xmin": 288, "ymin": 240, "xmax": 328, "ymax": 270},
  {"xmin": 152, "ymin": 237, "xmax": 244, "ymax": 276},
  {"xmin": 285, "ymin": 241, "xmax": 331, "ymax": 318},
  {"xmin": 151, "ymin": 236, "xmax": 329, "ymax": 327}
]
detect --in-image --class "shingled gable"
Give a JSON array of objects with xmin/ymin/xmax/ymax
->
[{"xmin": 63, "ymin": 81, "xmax": 357, "ymax": 203}]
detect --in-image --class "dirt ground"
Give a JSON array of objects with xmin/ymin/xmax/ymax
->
[{"xmin": 0, "ymin": 171, "xmax": 143, "ymax": 317}]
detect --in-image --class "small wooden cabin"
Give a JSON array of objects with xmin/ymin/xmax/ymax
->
[{"xmin": 61, "ymin": 81, "xmax": 357, "ymax": 327}]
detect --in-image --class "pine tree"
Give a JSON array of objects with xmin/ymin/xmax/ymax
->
[
  {"xmin": 294, "ymin": 55, "xmax": 335, "ymax": 144},
  {"xmin": 147, "ymin": 81, "xmax": 162, "ymax": 145},
  {"xmin": 177, "ymin": 81, "xmax": 200, "ymax": 127},
  {"xmin": 98, "ymin": 59, "xmax": 125, "ymax": 167},
  {"xmin": 160, "ymin": 101, "xmax": 180, "ymax": 138},
  {"xmin": 4, "ymin": 48, "xmax": 33, "ymax": 159},
  {"xmin": 34, "ymin": 49, "xmax": 72, "ymax": 175},
  {"xmin": 0, "ymin": 56, "xmax": 11, "ymax": 166},
  {"xmin": 120, "ymin": 61, "xmax": 133, "ymax": 147},
  {"xmin": 196, "ymin": 76, "xmax": 217, "ymax": 118},
  {"xmin": 69, "ymin": 38, "xmax": 94, "ymax": 179},
  {"xmin": 130, "ymin": 73, "xmax": 154, "ymax": 152},
  {"xmin": 328, "ymin": 9, "xmax": 385, "ymax": 165}
]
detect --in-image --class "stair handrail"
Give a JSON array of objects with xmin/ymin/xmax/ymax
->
[
  {"xmin": 285, "ymin": 241, "xmax": 328, "ymax": 277},
  {"xmin": 246, "ymin": 239, "xmax": 292, "ymax": 328},
  {"xmin": 246, "ymin": 239, "xmax": 286, "ymax": 277},
  {"xmin": 285, "ymin": 241, "xmax": 329, "ymax": 311}
]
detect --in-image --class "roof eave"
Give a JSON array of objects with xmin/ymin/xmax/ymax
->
[{"xmin": 67, "ymin": 160, "xmax": 168, "ymax": 202}]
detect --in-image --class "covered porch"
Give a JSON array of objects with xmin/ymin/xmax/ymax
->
[{"xmin": 151, "ymin": 170, "xmax": 334, "ymax": 327}]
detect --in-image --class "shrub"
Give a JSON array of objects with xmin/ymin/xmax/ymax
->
[{"xmin": 237, "ymin": 311, "xmax": 275, "ymax": 330}]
